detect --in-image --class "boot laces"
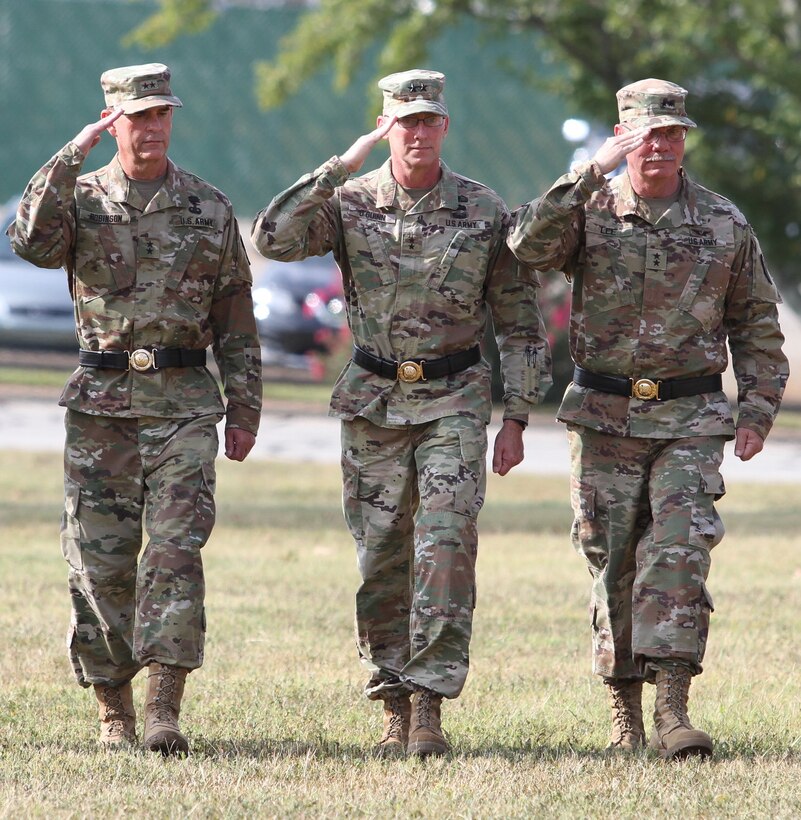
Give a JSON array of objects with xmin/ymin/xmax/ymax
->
[
  {"xmin": 611, "ymin": 694, "xmax": 636, "ymax": 734},
  {"xmin": 99, "ymin": 685, "xmax": 132, "ymax": 738},
  {"xmin": 386, "ymin": 698, "xmax": 406, "ymax": 739},
  {"xmin": 153, "ymin": 669, "xmax": 178, "ymax": 723},
  {"xmin": 664, "ymin": 667, "xmax": 692, "ymax": 729},
  {"xmin": 101, "ymin": 685, "xmax": 124, "ymax": 716},
  {"xmin": 608, "ymin": 683, "xmax": 640, "ymax": 738},
  {"xmin": 416, "ymin": 692, "xmax": 434, "ymax": 728}
]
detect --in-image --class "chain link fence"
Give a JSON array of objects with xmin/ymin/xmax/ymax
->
[
  {"xmin": 1, "ymin": 0, "xmax": 575, "ymax": 397},
  {"xmin": 0, "ymin": 0, "xmax": 577, "ymax": 214}
]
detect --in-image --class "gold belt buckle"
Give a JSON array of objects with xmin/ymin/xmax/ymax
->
[
  {"xmin": 397, "ymin": 360, "xmax": 426, "ymax": 383},
  {"xmin": 631, "ymin": 377, "xmax": 660, "ymax": 400},
  {"xmin": 128, "ymin": 348, "xmax": 158, "ymax": 372}
]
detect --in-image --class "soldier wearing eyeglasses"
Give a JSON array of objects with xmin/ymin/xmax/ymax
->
[
  {"xmin": 509, "ymin": 78, "xmax": 788, "ymax": 759},
  {"xmin": 252, "ymin": 69, "xmax": 552, "ymax": 758}
]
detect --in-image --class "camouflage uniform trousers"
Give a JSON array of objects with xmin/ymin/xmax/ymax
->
[
  {"xmin": 341, "ymin": 414, "xmax": 488, "ymax": 701},
  {"xmin": 567, "ymin": 424, "xmax": 726, "ymax": 681},
  {"xmin": 61, "ymin": 409, "xmax": 221, "ymax": 688}
]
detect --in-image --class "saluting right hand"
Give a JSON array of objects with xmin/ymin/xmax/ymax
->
[
  {"xmin": 72, "ymin": 107, "xmax": 124, "ymax": 156},
  {"xmin": 592, "ymin": 126, "xmax": 649, "ymax": 175},
  {"xmin": 339, "ymin": 116, "xmax": 398, "ymax": 174}
]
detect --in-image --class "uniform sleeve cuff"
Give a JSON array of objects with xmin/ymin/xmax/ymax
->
[
  {"xmin": 574, "ymin": 160, "xmax": 607, "ymax": 192},
  {"xmin": 502, "ymin": 412, "xmax": 529, "ymax": 429},
  {"xmin": 61, "ymin": 142, "xmax": 87, "ymax": 167},
  {"xmin": 226, "ymin": 406, "xmax": 261, "ymax": 437},
  {"xmin": 317, "ymin": 156, "xmax": 350, "ymax": 188},
  {"xmin": 735, "ymin": 415, "xmax": 773, "ymax": 443}
]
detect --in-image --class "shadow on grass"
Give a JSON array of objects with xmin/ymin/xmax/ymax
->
[
  {"xmin": 6, "ymin": 733, "xmax": 798, "ymax": 766},
  {"xmin": 187, "ymin": 736, "xmax": 376, "ymax": 760},
  {"xmin": 133, "ymin": 736, "xmax": 801, "ymax": 764},
  {"xmin": 451, "ymin": 743, "xmax": 801, "ymax": 767}
]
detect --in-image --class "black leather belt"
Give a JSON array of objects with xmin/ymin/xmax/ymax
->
[
  {"xmin": 573, "ymin": 365, "xmax": 723, "ymax": 402},
  {"xmin": 79, "ymin": 348, "xmax": 206, "ymax": 373},
  {"xmin": 353, "ymin": 345, "xmax": 481, "ymax": 383}
]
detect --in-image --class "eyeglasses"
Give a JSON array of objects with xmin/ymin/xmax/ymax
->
[
  {"xmin": 622, "ymin": 124, "xmax": 688, "ymax": 142},
  {"xmin": 396, "ymin": 114, "xmax": 446, "ymax": 130},
  {"xmin": 647, "ymin": 125, "xmax": 688, "ymax": 142}
]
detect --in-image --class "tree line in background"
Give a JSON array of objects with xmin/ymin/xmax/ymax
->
[{"xmin": 129, "ymin": 0, "xmax": 801, "ymax": 311}]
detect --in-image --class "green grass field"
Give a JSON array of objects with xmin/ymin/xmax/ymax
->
[{"xmin": 1, "ymin": 449, "xmax": 800, "ymax": 818}]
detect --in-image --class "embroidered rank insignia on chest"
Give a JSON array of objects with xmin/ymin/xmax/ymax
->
[
  {"xmin": 645, "ymin": 244, "xmax": 667, "ymax": 272},
  {"xmin": 138, "ymin": 237, "xmax": 161, "ymax": 259}
]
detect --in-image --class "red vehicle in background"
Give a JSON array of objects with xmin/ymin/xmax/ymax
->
[{"xmin": 251, "ymin": 255, "xmax": 349, "ymax": 375}]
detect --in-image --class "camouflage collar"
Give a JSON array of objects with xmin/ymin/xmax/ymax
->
[
  {"xmin": 375, "ymin": 159, "xmax": 460, "ymax": 212},
  {"xmin": 106, "ymin": 156, "xmax": 205, "ymax": 214},
  {"xmin": 107, "ymin": 155, "xmax": 133, "ymax": 203},
  {"xmin": 616, "ymin": 168, "xmax": 703, "ymax": 227}
]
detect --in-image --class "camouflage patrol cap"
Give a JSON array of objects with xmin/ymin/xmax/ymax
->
[
  {"xmin": 100, "ymin": 63, "xmax": 183, "ymax": 114},
  {"xmin": 616, "ymin": 78, "xmax": 696, "ymax": 129},
  {"xmin": 378, "ymin": 69, "xmax": 448, "ymax": 118}
]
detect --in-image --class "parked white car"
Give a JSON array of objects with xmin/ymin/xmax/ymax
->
[{"xmin": 0, "ymin": 199, "xmax": 77, "ymax": 350}]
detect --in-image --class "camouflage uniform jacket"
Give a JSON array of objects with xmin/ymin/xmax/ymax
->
[
  {"xmin": 9, "ymin": 142, "xmax": 262, "ymax": 434},
  {"xmin": 252, "ymin": 156, "xmax": 551, "ymax": 426},
  {"xmin": 508, "ymin": 161, "xmax": 788, "ymax": 440}
]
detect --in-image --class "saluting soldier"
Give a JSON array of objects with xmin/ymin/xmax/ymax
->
[
  {"xmin": 252, "ymin": 69, "xmax": 551, "ymax": 757},
  {"xmin": 508, "ymin": 79, "xmax": 789, "ymax": 759},
  {"xmin": 8, "ymin": 63, "xmax": 262, "ymax": 755}
]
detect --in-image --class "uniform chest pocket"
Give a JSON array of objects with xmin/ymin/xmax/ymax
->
[
  {"xmin": 359, "ymin": 230, "xmax": 397, "ymax": 290},
  {"xmin": 425, "ymin": 230, "xmax": 487, "ymax": 314},
  {"xmin": 426, "ymin": 231, "xmax": 467, "ymax": 290},
  {"xmin": 74, "ymin": 222, "xmax": 136, "ymax": 300},
  {"xmin": 164, "ymin": 231, "xmax": 222, "ymax": 313},
  {"xmin": 676, "ymin": 257, "xmax": 731, "ymax": 333},
  {"xmin": 580, "ymin": 233, "xmax": 636, "ymax": 316}
]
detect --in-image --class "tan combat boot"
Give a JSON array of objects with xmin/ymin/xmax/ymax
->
[
  {"xmin": 94, "ymin": 681, "xmax": 137, "ymax": 748},
  {"xmin": 407, "ymin": 689, "xmax": 449, "ymax": 757},
  {"xmin": 604, "ymin": 678, "xmax": 645, "ymax": 752},
  {"xmin": 142, "ymin": 663, "xmax": 189, "ymax": 756},
  {"xmin": 650, "ymin": 662, "xmax": 713, "ymax": 759},
  {"xmin": 373, "ymin": 695, "xmax": 412, "ymax": 759}
]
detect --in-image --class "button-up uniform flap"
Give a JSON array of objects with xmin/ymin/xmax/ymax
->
[{"xmin": 699, "ymin": 464, "xmax": 725, "ymax": 499}]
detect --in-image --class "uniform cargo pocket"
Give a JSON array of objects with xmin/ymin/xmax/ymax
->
[
  {"xmin": 689, "ymin": 465, "xmax": 726, "ymax": 549},
  {"xmin": 60, "ymin": 476, "xmax": 83, "ymax": 571},
  {"xmin": 570, "ymin": 478, "xmax": 608, "ymax": 573},
  {"xmin": 341, "ymin": 455, "xmax": 365, "ymax": 547},
  {"xmin": 456, "ymin": 425, "xmax": 487, "ymax": 518}
]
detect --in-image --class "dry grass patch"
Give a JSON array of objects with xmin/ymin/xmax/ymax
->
[{"xmin": 1, "ymin": 451, "xmax": 800, "ymax": 818}]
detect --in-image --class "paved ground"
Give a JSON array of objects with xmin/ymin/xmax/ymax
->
[{"xmin": 2, "ymin": 397, "xmax": 800, "ymax": 484}]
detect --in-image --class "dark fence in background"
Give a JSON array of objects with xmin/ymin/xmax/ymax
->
[
  {"xmin": 0, "ymin": 0, "xmax": 575, "ymax": 217},
  {"xmin": 1, "ymin": 0, "xmax": 577, "ymax": 398}
]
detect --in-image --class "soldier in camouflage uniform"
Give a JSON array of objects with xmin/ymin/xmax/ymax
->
[
  {"xmin": 8, "ymin": 63, "xmax": 262, "ymax": 755},
  {"xmin": 509, "ymin": 79, "xmax": 789, "ymax": 759},
  {"xmin": 251, "ymin": 69, "xmax": 551, "ymax": 758}
]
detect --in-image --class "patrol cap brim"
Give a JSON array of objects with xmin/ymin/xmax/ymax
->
[
  {"xmin": 115, "ymin": 94, "xmax": 183, "ymax": 115},
  {"xmin": 388, "ymin": 99, "xmax": 448, "ymax": 118},
  {"xmin": 628, "ymin": 113, "xmax": 696, "ymax": 129}
]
